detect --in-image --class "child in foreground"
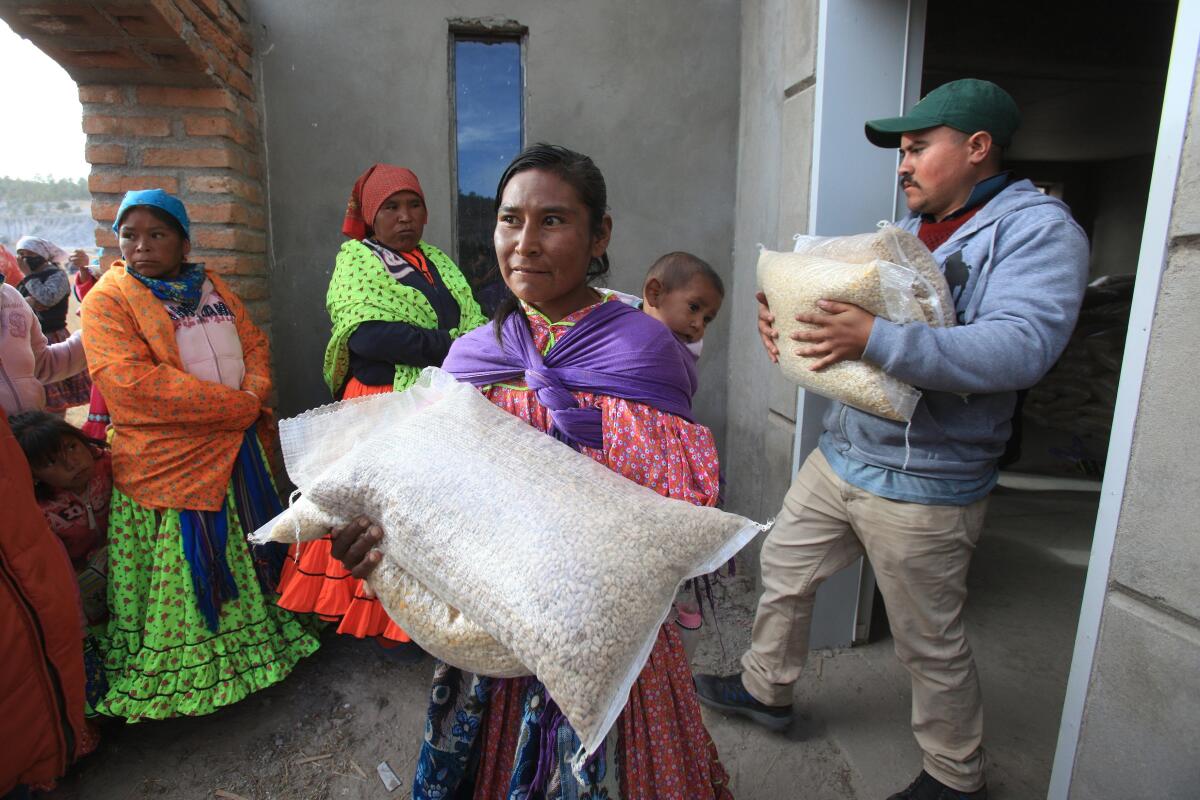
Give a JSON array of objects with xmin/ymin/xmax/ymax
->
[{"xmin": 9, "ymin": 411, "xmax": 112, "ymax": 627}]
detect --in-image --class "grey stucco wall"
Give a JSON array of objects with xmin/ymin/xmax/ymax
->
[
  {"xmin": 252, "ymin": 1, "xmax": 740, "ymax": 448},
  {"xmin": 723, "ymin": 0, "xmax": 818, "ymax": 528},
  {"xmin": 1069, "ymin": 60, "xmax": 1200, "ymax": 798}
]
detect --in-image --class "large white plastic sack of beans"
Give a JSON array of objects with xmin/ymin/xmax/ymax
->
[
  {"xmin": 757, "ymin": 227, "xmax": 955, "ymax": 421},
  {"xmin": 250, "ymin": 367, "xmax": 763, "ymax": 760}
]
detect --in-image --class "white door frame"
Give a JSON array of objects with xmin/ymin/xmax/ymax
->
[
  {"xmin": 1048, "ymin": 3, "xmax": 1200, "ymax": 796},
  {"xmin": 798, "ymin": 0, "xmax": 928, "ymax": 648}
]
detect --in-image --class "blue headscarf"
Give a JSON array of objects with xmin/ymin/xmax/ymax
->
[{"xmin": 112, "ymin": 188, "xmax": 191, "ymax": 238}]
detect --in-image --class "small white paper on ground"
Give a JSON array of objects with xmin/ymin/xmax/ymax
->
[{"xmin": 376, "ymin": 760, "xmax": 401, "ymax": 792}]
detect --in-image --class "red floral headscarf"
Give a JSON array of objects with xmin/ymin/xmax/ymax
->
[{"xmin": 342, "ymin": 164, "xmax": 426, "ymax": 240}]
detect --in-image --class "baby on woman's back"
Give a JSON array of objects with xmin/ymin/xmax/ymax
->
[{"xmin": 606, "ymin": 251, "xmax": 724, "ymax": 361}]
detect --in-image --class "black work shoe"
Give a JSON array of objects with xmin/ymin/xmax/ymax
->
[
  {"xmin": 887, "ymin": 771, "xmax": 988, "ymax": 800},
  {"xmin": 693, "ymin": 672, "xmax": 792, "ymax": 732}
]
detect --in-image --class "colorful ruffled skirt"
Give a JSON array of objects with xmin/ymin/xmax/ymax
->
[
  {"xmin": 275, "ymin": 376, "xmax": 411, "ymax": 645},
  {"xmin": 94, "ymin": 469, "xmax": 321, "ymax": 720},
  {"xmin": 414, "ymin": 626, "xmax": 733, "ymax": 800}
]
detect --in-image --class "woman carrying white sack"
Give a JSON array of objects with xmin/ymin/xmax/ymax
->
[{"xmin": 327, "ymin": 144, "xmax": 734, "ymax": 800}]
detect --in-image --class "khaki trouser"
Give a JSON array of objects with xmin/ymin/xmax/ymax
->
[{"xmin": 741, "ymin": 449, "xmax": 989, "ymax": 792}]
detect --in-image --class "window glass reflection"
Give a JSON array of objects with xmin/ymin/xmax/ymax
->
[{"xmin": 454, "ymin": 38, "xmax": 522, "ymax": 314}]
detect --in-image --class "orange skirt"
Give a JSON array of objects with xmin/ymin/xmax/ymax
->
[
  {"xmin": 341, "ymin": 376, "xmax": 393, "ymax": 399},
  {"xmin": 274, "ymin": 375, "xmax": 411, "ymax": 644}
]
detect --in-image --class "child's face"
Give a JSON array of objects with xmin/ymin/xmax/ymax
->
[
  {"xmin": 32, "ymin": 437, "xmax": 96, "ymax": 494},
  {"xmin": 644, "ymin": 275, "xmax": 723, "ymax": 343}
]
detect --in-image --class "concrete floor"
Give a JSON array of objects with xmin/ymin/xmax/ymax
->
[
  {"xmin": 49, "ymin": 488, "xmax": 1097, "ymax": 800},
  {"xmin": 703, "ymin": 487, "xmax": 1099, "ymax": 799}
]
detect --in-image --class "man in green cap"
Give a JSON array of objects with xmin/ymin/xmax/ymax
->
[{"xmin": 697, "ymin": 79, "xmax": 1090, "ymax": 800}]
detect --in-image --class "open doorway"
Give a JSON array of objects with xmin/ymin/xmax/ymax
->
[
  {"xmin": 792, "ymin": 1, "xmax": 1180, "ymax": 796},
  {"xmin": 914, "ymin": 0, "xmax": 1176, "ymax": 794}
]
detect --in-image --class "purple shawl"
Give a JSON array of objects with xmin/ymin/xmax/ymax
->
[{"xmin": 442, "ymin": 299, "xmax": 697, "ymax": 449}]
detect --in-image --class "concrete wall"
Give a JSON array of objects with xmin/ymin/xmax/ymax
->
[
  {"xmin": 723, "ymin": 0, "xmax": 816, "ymax": 529},
  {"xmin": 252, "ymin": 0, "xmax": 740, "ymax": 446},
  {"xmin": 1069, "ymin": 60, "xmax": 1200, "ymax": 798}
]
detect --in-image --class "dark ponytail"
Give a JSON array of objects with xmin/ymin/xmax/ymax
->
[{"xmin": 491, "ymin": 143, "xmax": 611, "ymax": 340}]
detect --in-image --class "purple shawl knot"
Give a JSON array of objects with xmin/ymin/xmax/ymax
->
[{"xmin": 442, "ymin": 299, "xmax": 697, "ymax": 449}]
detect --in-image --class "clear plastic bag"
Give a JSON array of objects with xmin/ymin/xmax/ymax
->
[
  {"xmin": 758, "ymin": 226, "xmax": 954, "ymax": 421},
  {"xmin": 792, "ymin": 224, "xmax": 956, "ymax": 327},
  {"xmin": 251, "ymin": 368, "xmax": 764, "ymax": 761}
]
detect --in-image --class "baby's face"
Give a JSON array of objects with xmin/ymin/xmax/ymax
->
[{"xmin": 644, "ymin": 275, "xmax": 723, "ymax": 343}]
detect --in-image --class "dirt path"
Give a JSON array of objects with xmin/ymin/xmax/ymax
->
[{"xmin": 46, "ymin": 575, "xmax": 859, "ymax": 799}]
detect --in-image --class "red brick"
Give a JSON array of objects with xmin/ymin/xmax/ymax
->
[
  {"xmin": 148, "ymin": 0, "xmax": 187, "ymax": 35},
  {"xmin": 100, "ymin": 252, "xmax": 120, "ymax": 270},
  {"xmin": 50, "ymin": 46, "xmax": 144, "ymax": 71},
  {"xmin": 225, "ymin": 0, "xmax": 248, "ymax": 21},
  {"xmin": 89, "ymin": 174, "xmax": 180, "ymax": 195},
  {"xmin": 16, "ymin": 6, "xmax": 109, "ymax": 37},
  {"xmin": 83, "ymin": 115, "xmax": 171, "ymax": 137},
  {"xmin": 190, "ymin": 227, "xmax": 266, "ymax": 253},
  {"xmin": 194, "ymin": 0, "xmax": 251, "ymax": 50},
  {"xmin": 175, "ymin": 0, "xmax": 239, "ymax": 63},
  {"xmin": 78, "ymin": 85, "xmax": 124, "ymax": 105},
  {"xmin": 226, "ymin": 67, "xmax": 255, "ymax": 100},
  {"xmin": 202, "ymin": 254, "xmax": 267, "ymax": 276},
  {"xmin": 136, "ymin": 86, "xmax": 238, "ymax": 111},
  {"xmin": 91, "ymin": 200, "xmax": 121, "ymax": 223},
  {"xmin": 186, "ymin": 175, "xmax": 262, "ymax": 203},
  {"xmin": 141, "ymin": 39, "xmax": 207, "ymax": 73},
  {"xmin": 238, "ymin": 97, "xmax": 259, "ymax": 130},
  {"xmin": 142, "ymin": 147, "xmax": 242, "ymax": 169},
  {"xmin": 95, "ymin": 227, "xmax": 118, "ymax": 249},
  {"xmin": 183, "ymin": 114, "xmax": 256, "ymax": 149},
  {"xmin": 85, "ymin": 144, "xmax": 127, "ymax": 166},
  {"xmin": 235, "ymin": 47, "xmax": 252, "ymax": 73},
  {"xmin": 112, "ymin": 8, "xmax": 178, "ymax": 38},
  {"xmin": 187, "ymin": 202, "xmax": 263, "ymax": 227}
]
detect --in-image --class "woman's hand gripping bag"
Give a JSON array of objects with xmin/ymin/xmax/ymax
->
[{"xmin": 251, "ymin": 367, "xmax": 765, "ymax": 760}]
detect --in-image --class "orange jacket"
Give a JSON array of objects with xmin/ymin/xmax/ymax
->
[
  {"xmin": 0, "ymin": 415, "xmax": 86, "ymax": 793},
  {"xmin": 81, "ymin": 264, "xmax": 273, "ymax": 511}
]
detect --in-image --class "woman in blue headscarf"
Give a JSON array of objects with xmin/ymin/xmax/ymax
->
[{"xmin": 82, "ymin": 189, "xmax": 320, "ymax": 721}]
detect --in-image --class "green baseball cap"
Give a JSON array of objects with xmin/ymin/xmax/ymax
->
[{"xmin": 865, "ymin": 78, "xmax": 1021, "ymax": 149}]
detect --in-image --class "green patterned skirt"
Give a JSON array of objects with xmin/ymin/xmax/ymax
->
[{"xmin": 94, "ymin": 484, "xmax": 321, "ymax": 721}]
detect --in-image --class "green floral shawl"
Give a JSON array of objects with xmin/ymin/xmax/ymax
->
[{"xmin": 323, "ymin": 239, "xmax": 488, "ymax": 395}]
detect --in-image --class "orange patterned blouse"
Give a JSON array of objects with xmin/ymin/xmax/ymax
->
[{"xmin": 80, "ymin": 264, "xmax": 272, "ymax": 511}]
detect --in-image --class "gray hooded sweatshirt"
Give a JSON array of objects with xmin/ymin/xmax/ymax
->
[{"xmin": 820, "ymin": 178, "xmax": 1090, "ymax": 482}]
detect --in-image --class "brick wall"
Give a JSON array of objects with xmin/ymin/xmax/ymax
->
[{"xmin": 0, "ymin": 0, "xmax": 271, "ymax": 330}]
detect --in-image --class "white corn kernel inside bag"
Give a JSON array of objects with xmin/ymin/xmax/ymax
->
[{"xmin": 251, "ymin": 367, "xmax": 764, "ymax": 760}]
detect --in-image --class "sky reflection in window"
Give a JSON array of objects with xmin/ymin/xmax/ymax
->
[{"xmin": 454, "ymin": 38, "xmax": 522, "ymax": 311}]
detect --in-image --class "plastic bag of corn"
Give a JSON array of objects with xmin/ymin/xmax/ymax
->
[
  {"xmin": 791, "ymin": 225, "xmax": 955, "ymax": 326},
  {"xmin": 250, "ymin": 367, "xmax": 763, "ymax": 761},
  {"xmin": 758, "ymin": 227, "xmax": 955, "ymax": 421}
]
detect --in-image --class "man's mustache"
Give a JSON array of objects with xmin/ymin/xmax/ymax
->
[{"xmin": 899, "ymin": 176, "xmax": 918, "ymax": 189}]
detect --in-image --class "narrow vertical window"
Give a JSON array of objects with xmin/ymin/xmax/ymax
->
[{"xmin": 452, "ymin": 34, "xmax": 524, "ymax": 313}]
